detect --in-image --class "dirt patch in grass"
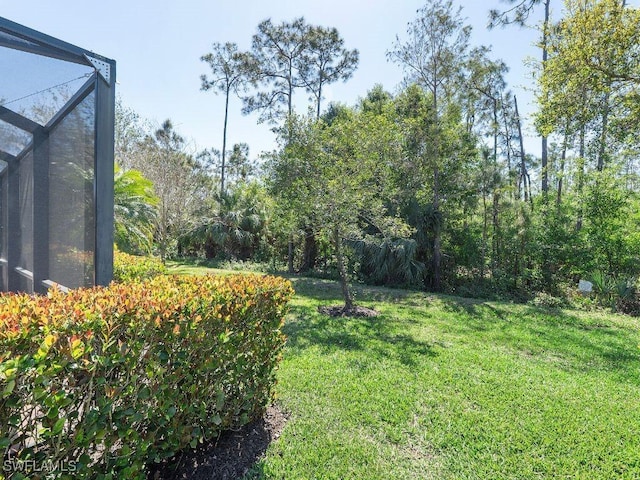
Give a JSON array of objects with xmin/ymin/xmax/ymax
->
[
  {"xmin": 318, "ymin": 305, "xmax": 379, "ymax": 317},
  {"xmin": 148, "ymin": 404, "xmax": 288, "ymax": 480}
]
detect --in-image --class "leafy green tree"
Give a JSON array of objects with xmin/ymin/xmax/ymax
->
[
  {"xmin": 392, "ymin": 84, "xmax": 478, "ymax": 290},
  {"xmin": 243, "ymin": 18, "xmax": 359, "ymax": 125},
  {"xmin": 226, "ymin": 142, "xmax": 256, "ymax": 184},
  {"xmin": 465, "ymin": 49, "xmax": 515, "ymax": 275},
  {"xmin": 114, "ymin": 101, "xmax": 216, "ymax": 261},
  {"xmin": 489, "ymin": 0, "xmax": 550, "ymax": 24},
  {"xmin": 537, "ymin": 0, "xmax": 640, "ymax": 172},
  {"xmin": 243, "ymin": 18, "xmax": 359, "ymax": 272},
  {"xmin": 200, "ymin": 42, "xmax": 253, "ymax": 195},
  {"xmin": 582, "ymin": 170, "xmax": 637, "ymax": 275},
  {"xmin": 388, "ymin": 0, "xmax": 472, "ymax": 291},
  {"xmin": 114, "ymin": 97, "xmax": 148, "ymax": 171},
  {"xmin": 558, "ymin": 0, "xmax": 639, "ymax": 85},
  {"xmin": 534, "ymin": 0, "xmax": 640, "ymax": 254},
  {"xmin": 135, "ymin": 120, "xmax": 204, "ymax": 262},
  {"xmin": 358, "ymin": 84, "xmax": 393, "ymax": 115},
  {"xmin": 243, "ymin": 17, "xmax": 309, "ymax": 124},
  {"xmin": 269, "ymin": 110, "xmax": 407, "ymax": 311},
  {"xmin": 298, "ymin": 25, "xmax": 359, "ymax": 119}
]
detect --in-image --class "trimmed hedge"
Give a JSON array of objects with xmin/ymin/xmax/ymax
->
[{"xmin": 0, "ymin": 274, "xmax": 293, "ymax": 479}]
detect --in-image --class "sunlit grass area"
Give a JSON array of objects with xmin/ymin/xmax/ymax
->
[
  {"xmin": 259, "ymin": 278, "xmax": 640, "ymax": 479},
  {"xmin": 165, "ymin": 258, "xmax": 266, "ymax": 276},
  {"xmin": 173, "ymin": 265, "xmax": 640, "ymax": 478}
]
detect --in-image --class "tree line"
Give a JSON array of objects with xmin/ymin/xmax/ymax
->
[{"xmin": 114, "ymin": 0, "xmax": 640, "ymax": 312}]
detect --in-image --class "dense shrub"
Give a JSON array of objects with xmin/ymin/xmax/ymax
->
[
  {"xmin": 0, "ymin": 274, "xmax": 293, "ymax": 479},
  {"xmin": 113, "ymin": 249, "xmax": 167, "ymax": 282},
  {"xmin": 529, "ymin": 291, "xmax": 567, "ymax": 309},
  {"xmin": 614, "ymin": 278, "xmax": 640, "ymax": 316}
]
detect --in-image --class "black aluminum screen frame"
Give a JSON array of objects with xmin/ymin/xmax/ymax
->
[{"xmin": 0, "ymin": 16, "xmax": 115, "ymax": 292}]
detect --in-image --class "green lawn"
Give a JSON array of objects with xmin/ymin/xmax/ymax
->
[
  {"xmin": 172, "ymin": 265, "xmax": 640, "ymax": 478},
  {"xmin": 165, "ymin": 259, "xmax": 267, "ymax": 276}
]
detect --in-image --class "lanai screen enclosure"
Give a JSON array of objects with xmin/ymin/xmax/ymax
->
[{"xmin": 0, "ymin": 17, "xmax": 115, "ymax": 293}]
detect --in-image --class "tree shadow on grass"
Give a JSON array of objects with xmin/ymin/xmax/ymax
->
[
  {"xmin": 283, "ymin": 306, "xmax": 439, "ymax": 369},
  {"xmin": 288, "ymin": 276, "xmax": 423, "ymax": 304},
  {"xmin": 287, "ymin": 276, "xmax": 640, "ymax": 380},
  {"xmin": 440, "ymin": 297, "xmax": 640, "ymax": 382}
]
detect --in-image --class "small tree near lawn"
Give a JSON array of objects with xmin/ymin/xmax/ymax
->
[{"xmin": 268, "ymin": 108, "xmax": 410, "ymax": 313}]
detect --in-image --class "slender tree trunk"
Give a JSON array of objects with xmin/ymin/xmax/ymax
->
[
  {"xmin": 299, "ymin": 225, "xmax": 318, "ymax": 273},
  {"xmin": 334, "ymin": 227, "xmax": 353, "ymax": 311},
  {"xmin": 286, "ymin": 62, "xmax": 295, "ymax": 143},
  {"xmin": 221, "ymin": 87, "xmax": 230, "ymax": 196},
  {"xmin": 160, "ymin": 201, "xmax": 167, "ymax": 264},
  {"xmin": 305, "ymin": 74, "xmax": 323, "ymax": 272},
  {"xmin": 519, "ymin": 204, "xmax": 528, "ymax": 287},
  {"xmin": 513, "ymin": 204, "xmax": 524, "ymax": 289},
  {"xmin": 287, "ymin": 234, "xmax": 294, "ymax": 274},
  {"xmin": 557, "ymin": 131, "xmax": 568, "ymax": 209},
  {"xmin": 597, "ymin": 90, "xmax": 611, "ymax": 172},
  {"xmin": 501, "ymin": 94, "xmax": 514, "ymax": 196},
  {"xmin": 493, "ymin": 98, "xmax": 499, "ymax": 165},
  {"xmin": 492, "ymin": 97, "xmax": 500, "ymax": 274},
  {"xmin": 481, "ymin": 191, "xmax": 487, "ymax": 279},
  {"xmin": 431, "ymin": 90, "xmax": 443, "ymax": 292},
  {"xmin": 158, "ymin": 157, "xmax": 169, "ymax": 264},
  {"xmin": 432, "ymin": 232, "xmax": 442, "ymax": 291},
  {"xmin": 514, "ymin": 96, "xmax": 532, "ymax": 288},
  {"xmin": 576, "ymin": 126, "xmax": 586, "ymax": 231},
  {"xmin": 541, "ymin": 0, "xmax": 551, "ymax": 196},
  {"xmin": 285, "ymin": 61, "xmax": 296, "ymax": 270},
  {"xmin": 288, "ymin": 62, "xmax": 294, "ymax": 117},
  {"xmin": 492, "ymin": 191, "xmax": 500, "ymax": 274},
  {"xmin": 514, "ymin": 95, "xmax": 528, "ymax": 203},
  {"xmin": 541, "ymin": 144, "xmax": 549, "ymax": 194},
  {"xmin": 316, "ymin": 77, "xmax": 323, "ymax": 120}
]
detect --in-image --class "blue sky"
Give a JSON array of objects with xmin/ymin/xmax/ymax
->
[{"xmin": 3, "ymin": 0, "xmax": 627, "ymax": 161}]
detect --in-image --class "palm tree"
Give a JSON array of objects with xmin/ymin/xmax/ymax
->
[
  {"xmin": 180, "ymin": 182, "xmax": 270, "ymax": 260},
  {"xmin": 114, "ymin": 164, "xmax": 159, "ymax": 254}
]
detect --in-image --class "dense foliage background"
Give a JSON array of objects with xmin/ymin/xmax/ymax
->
[{"xmin": 114, "ymin": 0, "xmax": 640, "ymax": 311}]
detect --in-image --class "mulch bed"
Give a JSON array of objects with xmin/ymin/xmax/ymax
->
[
  {"xmin": 317, "ymin": 305, "xmax": 379, "ymax": 317},
  {"xmin": 148, "ymin": 404, "xmax": 288, "ymax": 480}
]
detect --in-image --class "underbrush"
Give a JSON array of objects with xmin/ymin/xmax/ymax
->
[{"xmin": 167, "ymin": 255, "xmax": 640, "ymax": 318}]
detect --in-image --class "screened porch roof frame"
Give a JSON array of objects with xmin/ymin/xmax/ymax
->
[
  {"xmin": 0, "ymin": 15, "xmax": 116, "ymax": 292},
  {"xmin": 0, "ymin": 16, "xmax": 114, "ymax": 160}
]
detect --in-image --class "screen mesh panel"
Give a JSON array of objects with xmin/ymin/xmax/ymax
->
[
  {"xmin": 0, "ymin": 119, "xmax": 31, "ymax": 157},
  {"xmin": 48, "ymin": 91, "xmax": 95, "ymax": 289},
  {"xmin": 18, "ymin": 149, "xmax": 33, "ymax": 274},
  {"xmin": 0, "ymin": 17, "xmax": 114, "ymax": 293},
  {"xmin": 0, "ymin": 46, "xmax": 93, "ymax": 127}
]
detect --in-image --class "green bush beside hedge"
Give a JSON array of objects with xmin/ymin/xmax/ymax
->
[
  {"xmin": 113, "ymin": 250, "xmax": 167, "ymax": 283},
  {"xmin": 0, "ymin": 274, "xmax": 293, "ymax": 479}
]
